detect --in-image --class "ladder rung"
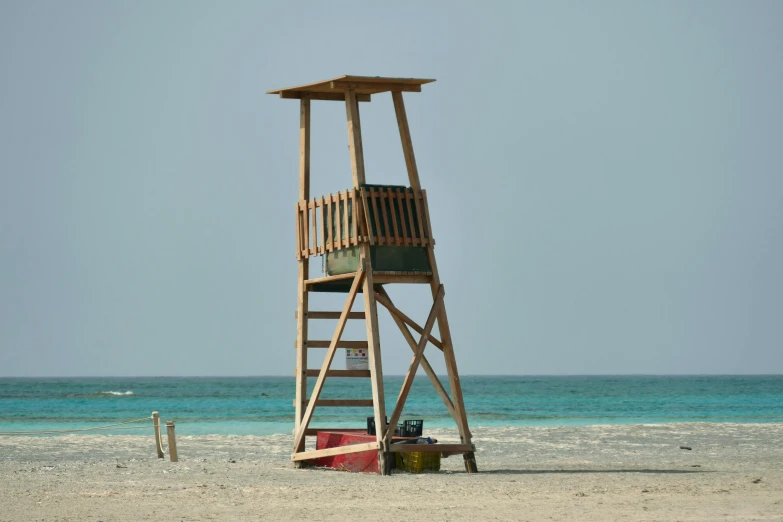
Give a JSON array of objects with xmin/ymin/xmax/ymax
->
[
  {"xmin": 305, "ymin": 370, "xmax": 371, "ymax": 378},
  {"xmin": 297, "ymin": 399, "xmax": 374, "ymax": 407},
  {"xmin": 296, "ymin": 311, "xmax": 365, "ymax": 320},
  {"xmin": 303, "ymin": 340, "xmax": 368, "ymax": 349}
]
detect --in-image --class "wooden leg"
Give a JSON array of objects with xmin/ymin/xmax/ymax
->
[
  {"xmin": 425, "ymin": 246, "xmax": 477, "ymax": 473},
  {"xmin": 361, "ymin": 255, "xmax": 389, "ymax": 475},
  {"xmin": 293, "ymin": 258, "xmax": 309, "ymax": 465}
]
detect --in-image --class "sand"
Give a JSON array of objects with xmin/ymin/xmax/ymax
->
[{"xmin": 1, "ymin": 423, "xmax": 781, "ymax": 521}]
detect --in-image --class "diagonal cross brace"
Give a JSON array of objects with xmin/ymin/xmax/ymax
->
[
  {"xmin": 292, "ymin": 268, "xmax": 366, "ymax": 454},
  {"xmin": 384, "ymin": 285, "xmax": 445, "ymax": 440},
  {"xmin": 376, "ymin": 287, "xmax": 456, "ymax": 419}
]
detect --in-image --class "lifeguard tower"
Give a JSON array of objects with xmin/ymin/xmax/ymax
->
[{"xmin": 267, "ymin": 76, "xmax": 477, "ymax": 475}]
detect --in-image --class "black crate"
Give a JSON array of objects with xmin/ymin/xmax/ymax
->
[
  {"xmin": 366, "ymin": 416, "xmax": 388, "ymax": 435},
  {"xmin": 400, "ymin": 419, "xmax": 423, "ymax": 437}
]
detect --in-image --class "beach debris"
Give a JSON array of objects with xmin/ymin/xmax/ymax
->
[
  {"xmin": 228, "ymin": 459, "xmax": 236, "ymax": 463},
  {"xmin": 752, "ymin": 478, "xmax": 762, "ymax": 484},
  {"xmin": 691, "ymin": 465, "xmax": 701, "ymax": 467},
  {"xmin": 575, "ymin": 492, "xmax": 587, "ymax": 497},
  {"xmin": 641, "ymin": 489, "xmax": 650, "ymax": 493},
  {"xmin": 679, "ymin": 446, "xmax": 692, "ymax": 450}
]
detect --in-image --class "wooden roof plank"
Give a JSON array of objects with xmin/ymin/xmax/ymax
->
[{"xmin": 267, "ymin": 75, "xmax": 435, "ymax": 95}]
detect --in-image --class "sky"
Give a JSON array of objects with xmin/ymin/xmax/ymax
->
[{"xmin": 1, "ymin": 1, "xmax": 781, "ymax": 377}]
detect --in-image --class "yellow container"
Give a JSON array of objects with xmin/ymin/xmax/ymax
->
[{"xmin": 396, "ymin": 451, "xmax": 441, "ymax": 473}]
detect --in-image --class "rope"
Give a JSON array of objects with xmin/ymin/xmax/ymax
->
[{"xmin": 0, "ymin": 416, "xmax": 152, "ymax": 436}]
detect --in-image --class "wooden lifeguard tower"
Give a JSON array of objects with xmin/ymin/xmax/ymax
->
[{"xmin": 267, "ymin": 75, "xmax": 477, "ymax": 475}]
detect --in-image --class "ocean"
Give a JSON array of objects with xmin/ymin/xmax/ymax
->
[{"xmin": 1, "ymin": 376, "xmax": 781, "ymax": 436}]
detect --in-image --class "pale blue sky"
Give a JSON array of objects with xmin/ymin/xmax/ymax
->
[{"xmin": 1, "ymin": 1, "xmax": 781, "ymax": 376}]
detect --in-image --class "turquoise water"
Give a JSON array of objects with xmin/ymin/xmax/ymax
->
[{"xmin": 1, "ymin": 376, "xmax": 781, "ymax": 436}]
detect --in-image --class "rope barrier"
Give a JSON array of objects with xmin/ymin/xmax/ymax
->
[{"xmin": 0, "ymin": 416, "xmax": 152, "ymax": 436}]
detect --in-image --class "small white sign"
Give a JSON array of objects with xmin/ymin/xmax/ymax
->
[{"xmin": 345, "ymin": 348, "xmax": 369, "ymax": 370}]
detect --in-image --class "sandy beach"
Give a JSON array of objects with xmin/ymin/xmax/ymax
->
[{"xmin": 1, "ymin": 423, "xmax": 781, "ymax": 521}]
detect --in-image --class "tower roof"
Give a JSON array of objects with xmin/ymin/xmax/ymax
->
[{"xmin": 266, "ymin": 75, "xmax": 435, "ymax": 100}]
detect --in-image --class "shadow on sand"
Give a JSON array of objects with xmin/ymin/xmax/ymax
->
[{"xmin": 478, "ymin": 468, "xmax": 710, "ymax": 475}]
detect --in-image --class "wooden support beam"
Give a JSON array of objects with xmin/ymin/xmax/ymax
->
[
  {"xmin": 293, "ymin": 96, "xmax": 311, "ymax": 459},
  {"xmin": 385, "ymin": 286, "xmax": 444, "ymax": 441},
  {"xmin": 375, "ymin": 291, "xmax": 444, "ymax": 350},
  {"xmin": 305, "ymin": 272, "xmax": 358, "ymax": 287},
  {"xmin": 296, "ymin": 311, "xmax": 365, "ymax": 320},
  {"xmin": 388, "ymin": 443, "xmax": 475, "ymax": 454},
  {"xmin": 376, "ymin": 287, "xmax": 455, "ymax": 418},
  {"xmin": 292, "ymin": 269, "xmax": 365, "ymax": 454},
  {"xmin": 299, "ymin": 399, "xmax": 374, "ymax": 407},
  {"xmin": 305, "ymin": 369, "xmax": 371, "ymax": 378},
  {"xmin": 281, "ymin": 91, "xmax": 371, "ymax": 102},
  {"xmin": 304, "ymin": 340, "xmax": 368, "ymax": 349},
  {"xmin": 373, "ymin": 274, "xmax": 432, "ymax": 284},
  {"xmin": 303, "ymin": 428, "xmax": 366, "ymax": 436},
  {"xmin": 331, "ymin": 81, "xmax": 421, "ymax": 93},
  {"xmin": 392, "ymin": 91, "xmax": 420, "ymax": 189},
  {"xmin": 291, "ymin": 442, "xmax": 380, "ymax": 462},
  {"xmin": 345, "ymin": 90, "xmax": 365, "ymax": 187}
]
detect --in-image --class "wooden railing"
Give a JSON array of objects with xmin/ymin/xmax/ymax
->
[{"xmin": 295, "ymin": 186, "xmax": 433, "ymax": 260}]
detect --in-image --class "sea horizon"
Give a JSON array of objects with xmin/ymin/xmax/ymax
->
[{"xmin": 2, "ymin": 375, "xmax": 782, "ymax": 436}]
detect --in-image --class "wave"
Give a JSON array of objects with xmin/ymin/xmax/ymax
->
[{"xmin": 100, "ymin": 391, "xmax": 134, "ymax": 396}]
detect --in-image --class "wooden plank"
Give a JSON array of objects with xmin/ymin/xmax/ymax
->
[
  {"xmin": 342, "ymin": 190, "xmax": 350, "ymax": 248},
  {"xmin": 331, "ymin": 80, "xmax": 421, "ymax": 93},
  {"xmin": 305, "ymin": 340, "xmax": 368, "ymax": 349},
  {"xmin": 373, "ymin": 274, "xmax": 432, "ymax": 284},
  {"xmin": 345, "ymin": 90, "xmax": 366, "ymax": 186},
  {"xmin": 335, "ymin": 192, "xmax": 342, "ymax": 250},
  {"xmin": 319, "ymin": 195, "xmax": 326, "ymax": 255},
  {"xmin": 375, "ymin": 287, "xmax": 454, "ymax": 418},
  {"xmin": 421, "ymin": 189, "xmax": 435, "ymax": 246},
  {"xmin": 374, "ymin": 291, "xmax": 444, "ymax": 350},
  {"xmin": 305, "ymin": 369, "xmax": 371, "ymax": 377},
  {"xmin": 392, "ymin": 91, "xmax": 421, "ymax": 190},
  {"xmin": 294, "ymin": 96, "xmax": 311, "ymax": 458},
  {"xmin": 300, "ymin": 311, "xmax": 365, "ymax": 320},
  {"xmin": 326, "ymin": 193, "xmax": 333, "ymax": 252},
  {"xmin": 280, "ymin": 91, "xmax": 371, "ymax": 102},
  {"xmin": 405, "ymin": 190, "xmax": 418, "ymax": 246},
  {"xmin": 301, "ymin": 200, "xmax": 310, "ymax": 258},
  {"xmin": 350, "ymin": 189, "xmax": 358, "ymax": 246},
  {"xmin": 396, "ymin": 188, "xmax": 410, "ymax": 246},
  {"xmin": 291, "ymin": 441, "xmax": 379, "ymax": 462},
  {"xmin": 360, "ymin": 188, "xmax": 374, "ymax": 245},
  {"xmin": 413, "ymin": 190, "xmax": 426, "ymax": 248},
  {"xmin": 310, "ymin": 198, "xmax": 317, "ymax": 256},
  {"xmin": 300, "ymin": 399, "xmax": 374, "ymax": 407},
  {"xmin": 379, "ymin": 188, "xmax": 391, "ymax": 245},
  {"xmin": 295, "ymin": 204, "xmax": 302, "ymax": 259},
  {"xmin": 305, "ymin": 272, "xmax": 358, "ymax": 286},
  {"xmin": 370, "ymin": 188, "xmax": 383, "ymax": 246},
  {"xmin": 388, "ymin": 444, "xmax": 475, "ymax": 454},
  {"xmin": 292, "ymin": 270, "xmax": 365, "ymax": 453},
  {"xmin": 303, "ymin": 428, "xmax": 366, "ymax": 436},
  {"xmin": 389, "ymin": 189, "xmax": 401, "ymax": 245},
  {"xmin": 385, "ymin": 286, "xmax": 444, "ymax": 440}
]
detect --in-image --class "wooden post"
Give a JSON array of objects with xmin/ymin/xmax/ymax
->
[
  {"xmin": 345, "ymin": 89, "xmax": 390, "ymax": 475},
  {"xmin": 294, "ymin": 95, "xmax": 311, "ymax": 465},
  {"xmin": 393, "ymin": 90, "xmax": 477, "ymax": 473},
  {"xmin": 152, "ymin": 411, "xmax": 164, "ymax": 459},
  {"xmin": 166, "ymin": 421, "xmax": 178, "ymax": 462}
]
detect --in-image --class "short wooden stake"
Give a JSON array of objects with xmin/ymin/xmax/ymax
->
[
  {"xmin": 152, "ymin": 411, "xmax": 164, "ymax": 459},
  {"xmin": 166, "ymin": 421, "xmax": 178, "ymax": 462}
]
